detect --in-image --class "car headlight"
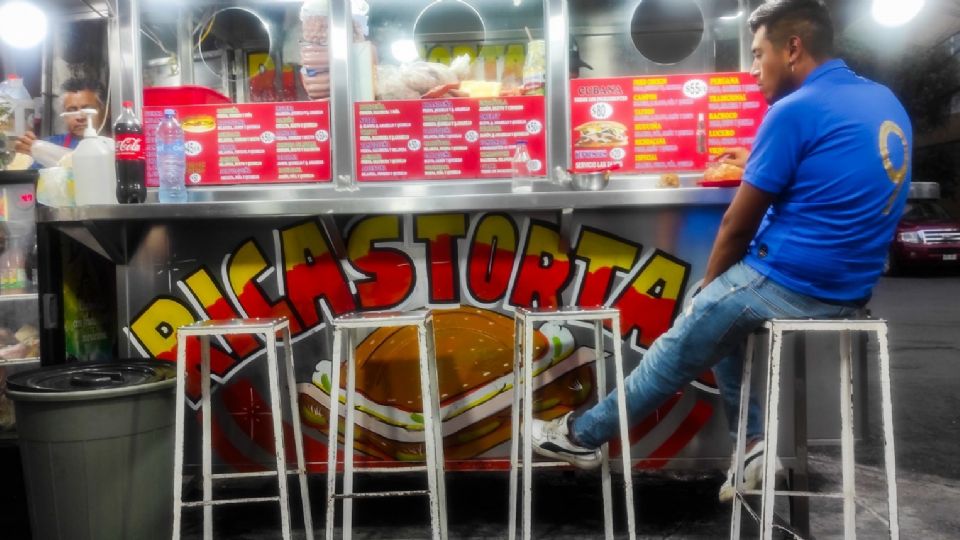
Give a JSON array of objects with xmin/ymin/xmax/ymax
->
[{"xmin": 898, "ymin": 231, "xmax": 921, "ymax": 244}]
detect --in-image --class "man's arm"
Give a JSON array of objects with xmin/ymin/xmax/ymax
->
[
  {"xmin": 13, "ymin": 131, "xmax": 37, "ymax": 154},
  {"xmin": 702, "ymin": 182, "xmax": 776, "ymax": 286}
]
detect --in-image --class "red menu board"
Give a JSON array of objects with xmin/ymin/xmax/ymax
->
[
  {"xmin": 570, "ymin": 73, "xmax": 766, "ymax": 173},
  {"xmin": 355, "ymin": 95, "xmax": 546, "ymax": 181},
  {"xmin": 144, "ymin": 101, "xmax": 331, "ymax": 186}
]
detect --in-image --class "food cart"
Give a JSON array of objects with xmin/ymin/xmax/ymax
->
[{"xmin": 33, "ymin": 0, "xmax": 869, "ymax": 487}]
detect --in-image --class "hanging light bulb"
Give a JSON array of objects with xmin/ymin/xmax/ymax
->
[
  {"xmin": 0, "ymin": 1, "xmax": 48, "ymax": 49},
  {"xmin": 871, "ymin": 0, "xmax": 925, "ymax": 27}
]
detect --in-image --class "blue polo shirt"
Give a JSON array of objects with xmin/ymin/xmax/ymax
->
[{"xmin": 743, "ymin": 59, "xmax": 912, "ymax": 302}]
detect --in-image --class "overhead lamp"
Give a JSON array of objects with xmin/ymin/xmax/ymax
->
[
  {"xmin": 390, "ymin": 39, "xmax": 420, "ymax": 63},
  {"xmin": 871, "ymin": 0, "xmax": 925, "ymax": 27},
  {"xmin": 0, "ymin": 1, "xmax": 48, "ymax": 49}
]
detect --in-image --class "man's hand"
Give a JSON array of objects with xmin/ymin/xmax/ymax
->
[
  {"xmin": 702, "ymin": 182, "xmax": 775, "ymax": 286},
  {"xmin": 717, "ymin": 147, "xmax": 749, "ymax": 169},
  {"xmin": 14, "ymin": 131, "xmax": 37, "ymax": 154}
]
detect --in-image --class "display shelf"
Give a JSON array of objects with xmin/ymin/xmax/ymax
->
[
  {"xmin": 37, "ymin": 176, "xmax": 737, "ymax": 224},
  {"xmin": 0, "ymin": 293, "xmax": 38, "ymax": 303}
]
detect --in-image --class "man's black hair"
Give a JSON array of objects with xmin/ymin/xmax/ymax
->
[
  {"xmin": 748, "ymin": 0, "xmax": 834, "ymax": 59},
  {"xmin": 61, "ymin": 77, "xmax": 106, "ymax": 105}
]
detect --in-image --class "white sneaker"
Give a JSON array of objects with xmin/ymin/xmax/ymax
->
[
  {"xmin": 530, "ymin": 412, "xmax": 602, "ymax": 470},
  {"xmin": 718, "ymin": 440, "xmax": 784, "ymax": 503}
]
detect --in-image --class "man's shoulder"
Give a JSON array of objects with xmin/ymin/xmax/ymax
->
[{"xmin": 44, "ymin": 134, "xmax": 69, "ymax": 145}]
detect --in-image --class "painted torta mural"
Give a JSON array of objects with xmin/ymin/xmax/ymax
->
[{"xmin": 122, "ymin": 212, "xmax": 717, "ymax": 471}]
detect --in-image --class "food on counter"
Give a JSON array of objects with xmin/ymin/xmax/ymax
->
[
  {"xmin": 703, "ymin": 162, "xmax": 744, "ymax": 182},
  {"xmin": 658, "ymin": 173, "xmax": 680, "ymax": 188},
  {"xmin": 180, "ymin": 115, "xmax": 216, "ymax": 134},
  {"xmin": 298, "ymin": 306, "xmax": 597, "ymax": 461},
  {"xmin": 0, "ymin": 324, "xmax": 39, "ymax": 360},
  {"xmin": 298, "ymin": 1, "xmax": 366, "ymax": 101},
  {"xmin": 375, "ymin": 56, "xmax": 471, "ymax": 101},
  {"xmin": 459, "ymin": 80, "xmax": 503, "ymax": 98},
  {"xmin": 574, "ymin": 121, "xmax": 629, "ymax": 148}
]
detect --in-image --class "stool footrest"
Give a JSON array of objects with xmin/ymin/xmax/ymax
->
[
  {"xmin": 335, "ymin": 465, "xmax": 429, "ymax": 474},
  {"xmin": 210, "ymin": 469, "xmax": 306, "ymax": 481},
  {"xmin": 182, "ymin": 496, "xmax": 281, "ymax": 508},
  {"xmin": 331, "ymin": 489, "xmax": 430, "ymax": 500},
  {"xmin": 739, "ymin": 489, "xmax": 844, "ymax": 499}
]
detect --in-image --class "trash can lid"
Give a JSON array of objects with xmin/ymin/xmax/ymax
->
[{"xmin": 7, "ymin": 361, "xmax": 176, "ymax": 401}]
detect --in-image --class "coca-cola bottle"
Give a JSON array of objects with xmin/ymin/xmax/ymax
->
[{"xmin": 114, "ymin": 100, "xmax": 146, "ymax": 203}]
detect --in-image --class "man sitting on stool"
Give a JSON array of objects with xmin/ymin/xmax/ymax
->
[{"xmin": 531, "ymin": 0, "xmax": 912, "ymax": 503}]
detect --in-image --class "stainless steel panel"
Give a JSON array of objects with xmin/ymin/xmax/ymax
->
[{"xmin": 38, "ymin": 178, "xmax": 736, "ymax": 223}]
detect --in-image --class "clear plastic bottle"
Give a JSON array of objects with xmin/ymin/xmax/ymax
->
[
  {"xmin": 510, "ymin": 140, "xmax": 533, "ymax": 193},
  {"xmin": 155, "ymin": 109, "xmax": 187, "ymax": 203}
]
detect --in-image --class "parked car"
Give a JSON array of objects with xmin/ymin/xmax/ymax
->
[{"xmin": 886, "ymin": 198, "xmax": 960, "ymax": 275}]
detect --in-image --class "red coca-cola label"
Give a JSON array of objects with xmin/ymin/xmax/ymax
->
[{"xmin": 116, "ymin": 134, "xmax": 145, "ymax": 161}]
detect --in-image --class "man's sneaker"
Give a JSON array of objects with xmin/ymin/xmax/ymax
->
[
  {"xmin": 718, "ymin": 439, "xmax": 784, "ymax": 503},
  {"xmin": 529, "ymin": 412, "xmax": 602, "ymax": 470}
]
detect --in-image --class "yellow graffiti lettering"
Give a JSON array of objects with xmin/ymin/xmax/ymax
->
[
  {"xmin": 228, "ymin": 241, "xmax": 271, "ymax": 299},
  {"xmin": 414, "ymin": 214, "xmax": 467, "ymax": 243},
  {"xmin": 348, "ymin": 215, "xmax": 402, "ymax": 262},
  {"xmin": 129, "ymin": 298, "xmax": 196, "ymax": 357}
]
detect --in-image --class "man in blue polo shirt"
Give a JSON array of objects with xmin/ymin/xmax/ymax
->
[
  {"xmin": 14, "ymin": 78, "xmax": 106, "ymax": 166},
  {"xmin": 531, "ymin": 0, "xmax": 911, "ymax": 502}
]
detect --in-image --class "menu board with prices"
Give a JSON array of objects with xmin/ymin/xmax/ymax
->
[
  {"xmin": 144, "ymin": 101, "xmax": 331, "ymax": 186},
  {"xmin": 570, "ymin": 73, "xmax": 766, "ymax": 174},
  {"xmin": 354, "ymin": 95, "xmax": 546, "ymax": 181}
]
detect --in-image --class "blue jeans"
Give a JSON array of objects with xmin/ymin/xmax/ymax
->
[{"xmin": 572, "ymin": 261, "xmax": 860, "ymax": 448}]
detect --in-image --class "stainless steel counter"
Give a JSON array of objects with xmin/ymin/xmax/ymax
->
[{"xmin": 38, "ymin": 176, "xmax": 735, "ymax": 223}]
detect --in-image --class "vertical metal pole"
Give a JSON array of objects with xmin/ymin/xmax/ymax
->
[
  {"xmin": 177, "ymin": 7, "xmax": 195, "ymax": 86},
  {"xmin": 171, "ymin": 330, "xmax": 189, "ymax": 540},
  {"xmin": 839, "ymin": 330, "xmax": 858, "ymax": 539},
  {"xmin": 522, "ymin": 317, "xmax": 536, "ymax": 540},
  {"xmin": 329, "ymin": 0, "xmax": 356, "ymax": 185},
  {"xmin": 544, "ymin": 0, "xmax": 571, "ymax": 176},
  {"xmin": 508, "ymin": 313, "xmax": 523, "ymax": 540},
  {"xmin": 729, "ymin": 333, "xmax": 755, "ymax": 540},
  {"xmin": 594, "ymin": 321, "xmax": 614, "ymax": 540},
  {"xmin": 759, "ymin": 326, "xmax": 783, "ymax": 540},
  {"xmin": 200, "ymin": 335, "xmax": 213, "ymax": 540},
  {"xmin": 282, "ymin": 324, "xmax": 315, "ymax": 540},
  {"xmin": 738, "ymin": 0, "xmax": 752, "ymax": 72},
  {"xmin": 425, "ymin": 316, "xmax": 449, "ymax": 540},
  {"xmin": 342, "ymin": 329, "xmax": 357, "ymax": 539},
  {"xmin": 115, "ymin": 0, "xmax": 144, "ymax": 113},
  {"xmin": 610, "ymin": 315, "xmax": 636, "ymax": 540},
  {"xmin": 418, "ymin": 318, "xmax": 447, "ymax": 540},
  {"xmin": 790, "ymin": 332, "xmax": 810, "ymax": 537},
  {"xmin": 265, "ymin": 330, "xmax": 293, "ymax": 539},
  {"xmin": 325, "ymin": 327, "xmax": 344, "ymax": 540},
  {"xmin": 875, "ymin": 324, "xmax": 900, "ymax": 540}
]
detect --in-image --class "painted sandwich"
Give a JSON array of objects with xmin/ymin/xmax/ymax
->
[
  {"xmin": 573, "ymin": 121, "xmax": 629, "ymax": 148},
  {"xmin": 298, "ymin": 306, "xmax": 599, "ymax": 462}
]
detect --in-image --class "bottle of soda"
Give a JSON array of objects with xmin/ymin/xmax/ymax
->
[{"xmin": 114, "ymin": 100, "xmax": 147, "ymax": 203}]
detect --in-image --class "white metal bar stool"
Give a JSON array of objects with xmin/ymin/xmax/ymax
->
[
  {"xmin": 510, "ymin": 306, "xmax": 637, "ymax": 540},
  {"xmin": 173, "ymin": 317, "xmax": 314, "ymax": 540},
  {"xmin": 324, "ymin": 310, "xmax": 448, "ymax": 540},
  {"xmin": 730, "ymin": 319, "xmax": 900, "ymax": 540}
]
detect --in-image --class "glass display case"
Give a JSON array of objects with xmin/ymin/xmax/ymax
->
[{"xmin": 0, "ymin": 171, "xmax": 40, "ymax": 435}]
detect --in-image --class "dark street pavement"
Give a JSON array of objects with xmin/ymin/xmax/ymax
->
[{"xmin": 2, "ymin": 275, "xmax": 958, "ymax": 539}]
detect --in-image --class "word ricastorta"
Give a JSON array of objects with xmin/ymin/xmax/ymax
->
[{"xmin": 128, "ymin": 213, "xmax": 690, "ymax": 386}]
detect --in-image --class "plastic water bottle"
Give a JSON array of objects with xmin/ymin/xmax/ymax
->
[
  {"xmin": 156, "ymin": 109, "xmax": 187, "ymax": 203},
  {"xmin": 511, "ymin": 140, "xmax": 533, "ymax": 193}
]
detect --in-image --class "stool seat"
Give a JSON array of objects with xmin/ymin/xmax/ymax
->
[
  {"xmin": 173, "ymin": 317, "xmax": 314, "ymax": 540},
  {"xmin": 325, "ymin": 310, "xmax": 448, "ymax": 540},
  {"xmin": 178, "ymin": 317, "xmax": 291, "ymax": 334},
  {"xmin": 730, "ymin": 317, "xmax": 899, "ymax": 540},
  {"xmin": 511, "ymin": 307, "xmax": 636, "ymax": 540}
]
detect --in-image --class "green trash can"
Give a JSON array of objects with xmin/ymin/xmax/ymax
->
[{"xmin": 7, "ymin": 361, "xmax": 176, "ymax": 540}]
